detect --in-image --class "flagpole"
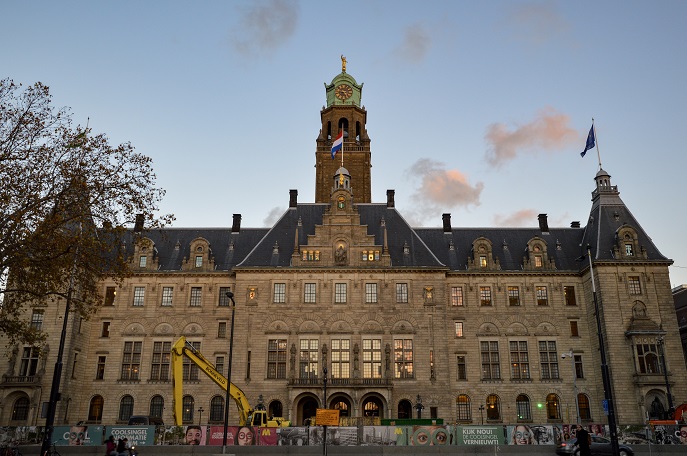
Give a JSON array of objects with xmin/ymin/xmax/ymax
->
[
  {"xmin": 340, "ymin": 125, "xmax": 344, "ymax": 168},
  {"xmin": 592, "ymin": 118, "xmax": 602, "ymax": 170}
]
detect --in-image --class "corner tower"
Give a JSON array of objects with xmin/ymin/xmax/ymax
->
[{"xmin": 315, "ymin": 56, "xmax": 372, "ymax": 203}]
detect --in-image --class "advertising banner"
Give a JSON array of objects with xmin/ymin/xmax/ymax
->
[
  {"xmin": 54, "ymin": 425, "xmax": 104, "ymax": 446},
  {"xmin": 107, "ymin": 426, "xmax": 155, "ymax": 446}
]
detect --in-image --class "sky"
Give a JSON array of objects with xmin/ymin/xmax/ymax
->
[{"xmin": 3, "ymin": 0, "xmax": 687, "ymax": 287}]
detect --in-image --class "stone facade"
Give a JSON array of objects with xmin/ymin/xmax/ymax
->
[{"xmin": 1, "ymin": 67, "xmax": 685, "ymax": 428}]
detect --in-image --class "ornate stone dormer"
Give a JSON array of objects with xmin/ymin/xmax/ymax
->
[
  {"xmin": 182, "ymin": 237, "xmax": 215, "ymax": 271},
  {"xmin": 614, "ymin": 225, "xmax": 647, "ymax": 259},
  {"xmin": 523, "ymin": 237, "xmax": 556, "ymax": 271},
  {"xmin": 132, "ymin": 237, "xmax": 159, "ymax": 271},
  {"xmin": 468, "ymin": 237, "xmax": 500, "ymax": 271}
]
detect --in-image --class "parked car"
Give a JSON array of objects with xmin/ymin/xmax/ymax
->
[{"xmin": 555, "ymin": 436, "xmax": 634, "ymax": 456}]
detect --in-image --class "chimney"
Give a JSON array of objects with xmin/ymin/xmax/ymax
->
[
  {"xmin": 386, "ymin": 190, "xmax": 395, "ymax": 208},
  {"xmin": 442, "ymin": 213, "xmax": 452, "ymax": 233},
  {"xmin": 570, "ymin": 221, "xmax": 581, "ymax": 228},
  {"xmin": 538, "ymin": 213, "xmax": 549, "ymax": 232},
  {"xmin": 289, "ymin": 189, "xmax": 298, "ymax": 208},
  {"xmin": 232, "ymin": 214, "xmax": 242, "ymax": 233}
]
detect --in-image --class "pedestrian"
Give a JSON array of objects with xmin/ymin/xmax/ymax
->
[
  {"xmin": 576, "ymin": 425, "xmax": 592, "ymax": 456},
  {"xmin": 106, "ymin": 436, "xmax": 117, "ymax": 456}
]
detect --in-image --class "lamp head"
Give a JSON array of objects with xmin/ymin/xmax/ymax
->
[{"xmin": 225, "ymin": 290, "xmax": 234, "ymax": 299}]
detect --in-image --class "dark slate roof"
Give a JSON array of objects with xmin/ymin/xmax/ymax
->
[
  {"xmin": 414, "ymin": 227, "xmax": 586, "ymax": 272},
  {"xmin": 127, "ymin": 227, "xmax": 269, "ymax": 271}
]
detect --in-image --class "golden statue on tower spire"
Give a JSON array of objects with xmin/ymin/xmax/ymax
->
[{"xmin": 341, "ymin": 55, "xmax": 346, "ymax": 73}]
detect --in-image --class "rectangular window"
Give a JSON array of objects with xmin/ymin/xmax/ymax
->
[
  {"xmin": 509, "ymin": 341, "xmax": 530, "ymax": 379},
  {"xmin": 273, "ymin": 283, "xmax": 286, "ymax": 303},
  {"xmin": 299, "ymin": 339, "xmax": 319, "ymax": 379},
  {"xmin": 508, "ymin": 286, "xmax": 520, "ymax": 306},
  {"xmin": 625, "ymin": 244, "xmax": 633, "ymax": 256},
  {"xmin": 189, "ymin": 287, "xmax": 202, "ymax": 306},
  {"xmin": 628, "ymin": 276, "xmax": 642, "ymax": 295},
  {"xmin": 195, "ymin": 255, "xmax": 203, "ymax": 268},
  {"xmin": 362, "ymin": 338, "xmax": 382, "ymax": 378},
  {"xmin": 218, "ymin": 322, "xmax": 227, "ymax": 338},
  {"xmin": 636, "ymin": 342, "xmax": 661, "ymax": 374},
  {"xmin": 218, "ymin": 287, "xmax": 231, "ymax": 306},
  {"xmin": 304, "ymin": 283, "xmax": 316, "ymax": 303},
  {"xmin": 139, "ymin": 256, "xmax": 147, "ymax": 268},
  {"xmin": 454, "ymin": 322, "xmax": 464, "ymax": 337},
  {"xmin": 480, "ymin": 341, "xmax": 500, "ymax": 380},
  {"xmin": 96, "ymin": 355, "xmax": 106, "ymax": 380},
  {"xmin": 102, "ymin": 322, "xmax": 111, "ymax": 338},
  {"xmin": 564, "ymin": 286, "xmax": 576, "ymax": 306},
  {"xmin": 394, "ymin": 339, "xmax": 414, "ymax": 379},
  {"xmin": 539, "ymin": 341, "xmax": 559, "ymax": 379},
  {"xmin": 182, "ymin": 341, "xmax": 200, "ymax": 380},
  {"xmin": 335, "ymin": 283, "xmax": 347, "ymax": 303},
  {"xmin": 480, "ymin": 287, "xmax": 492, "ymax": 306},
  {"xmin": 331, "ymin": 339, "xmax": 350, "ymax": 379},
  {"xmin": 451, "ymin": 286, "xmax": 464, "ymax": 306},
  {"xmin": 574, "ymin": 355, "xmax": 584, "ymax": 379},
  {"xmin": 267, "ymin": 339, "xmax": 287, "ymax": 379},
  {"xmin": 570, "ymin": 321, "xmax": 579, "ymax": 337},
  {"xmin": 19, "ymin": 347, "xmax": 40, "ymax": 376},
  {"xmin": 121, "ymin": 341, "xmax": 142, "ymax": 380},
  {"xmin": 457, "ymin": 355, "xmax": 466, "ymax": 380},
  {"xmin": 536, "ymin": 286, "xmax": 549, "ymax": 306},
  {"xmin": 104, "ymin": 286, "xmax": 116, "ymax": 306},
  {"xmin": 396, "ymin": 283, "xmax": 408, "ymax": 303},
  {"xmin": 30, "ymin": 310, "xmax": 44, "ymax": 331},
  {"xmin": 133, "ymin": 287, "xmax": 145, "ymax": 306},
  {"xmin": 161, "ymin": 287, "xmax": 173, "ymax": 306},
  {"xmin": 215, "ymin": 356, "xmax": 225, "ymax": 377},
  {"xmin": 534, "ymin": 255, "xmax": 543, "ymax": 267},
  {"xmin": 365, "ymin": 283, "xmax": 378, "ymax": 303},
  {"xmin": 150, "ymin": 341, "xmax": 171, "ymax": 381}
]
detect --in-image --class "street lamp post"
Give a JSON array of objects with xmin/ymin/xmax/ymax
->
[
  {"xmin": 562, "ymin": 349, "xmax": 580, "ymax": 424},
  {"xmin": 582, "ymin": 247, "xmax": 619, "ymax": 456},
  {"xmin": 222, "ymin": 290, "xmax": 236, "ymax": 454},
  {"xmin": 415, "ymin": 395, "xmax": 424, "ymax": 420},
  {"xmin": 479, "ymin": 405, "xmax": 485, "ymax": 425},
  {"xmin": 322, "ymin": 366, "xmax": 328, "ymax": 456},
  {"xmin": 198, "ymin": 407, "xmax": 204, "ymax": 425},
  {"xmin": 656, "ymin": 335, "xmax": 675, "ymax": 418}
]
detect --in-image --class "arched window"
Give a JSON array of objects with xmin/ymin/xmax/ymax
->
[
  {"xmin": 516, "ymin": 394, "xmax": 531, "ymax": 421},
  {"xmin": 398, "ymin": 399, "xmax": 412, "ymax": 419},
  {"xmin": 363, "ymin": 398, "xmax": 381, "ymax": 417},
  {"xmin": 210, "ymin": 396, "xmax": 224, "ymax": 422},
  {"xmin": 456, "ymin": 395, "xmax": 471, "ymax": 421},
  {"xmin": 89, "ymin": 395, "xmax": 104, "ymax": 422},
  {"xmin": 578, "ymin": 394, "xmax": 591, "ymax": 420},
  {"xmin": 486, "ymin": 394, "xmax": 501, "ymax": 421},
  {"xmin": 182, "ymin": 395, "xmax": 194, "ymax": 423},
  {"xmin": 546, "ymin": 393, "xmax": 561, "ymax": 420},
  {"xmin": 12, "ymin": 397, "xmax": 30, "ymax": 421},
  {"xmin": 333, "ymin": 400, "xmax": 349, "ymax": 417},
  {"xmin": 269, "ymin": 400, "xmax": 283, "ymax": 419},
  {"xmin": 149, "ymin": 395, "xmax": 164, "ymax": 419},
  {"xmin": 119, "ymin": 395, "xmax": 134, "ymax": 421}
]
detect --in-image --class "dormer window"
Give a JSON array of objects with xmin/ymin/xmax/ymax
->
[
  {"xmin": 479, "ymin": 255, "xmax": 487, "ymax": 268},
  {"xmin": 534, "ymin": 255, "xmax": 543, "ymax": 268},
  {"xmin": 625, "ymin": 244, "xmax": 633, "ymax": 256},
  {"xmin": 302, "ymin": 250, "xmax": 320, "ymax": 261},
  {"xmin": 195, "ymin": 256, "xmax": 203, "ymax": 268},
  {"xmin": 139, "ymin": 256, "xmax": 147, "ymax": 268}
]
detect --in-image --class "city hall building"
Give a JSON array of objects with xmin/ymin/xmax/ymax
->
[{"xmin": 1, "ymin": 64, "xmax": 684, "ymax": 428}]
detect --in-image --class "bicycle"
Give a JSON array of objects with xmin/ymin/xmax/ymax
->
[
  {"xmin": 42, "ymin": 442, "xmax": 60, "ymax": 456},
  {"xmin": 1, "ymin": 442, "xmax": 22, "ymax": 456}
]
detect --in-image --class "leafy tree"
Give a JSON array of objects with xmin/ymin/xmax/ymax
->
[{"xmin": 0, "ymin": 78, "xmax": 173, "ymax": 346}]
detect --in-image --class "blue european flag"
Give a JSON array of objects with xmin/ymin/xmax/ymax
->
[{"xmin": 581, "ymin": 124, "xmax": 595, "ymax": 157}]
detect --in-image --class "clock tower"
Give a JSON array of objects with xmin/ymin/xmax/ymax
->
[{"xmin": 315, "ymin": 57, "xmax": 372, "ymax": 203}]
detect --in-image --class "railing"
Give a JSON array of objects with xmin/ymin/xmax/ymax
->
[
  {"xmin": 289, "ymin": 377, "xmax": 393, "ymax": 387},
  {"xmin": 1, "ymin": 375, "xmax": 38, "ymax": 385}
]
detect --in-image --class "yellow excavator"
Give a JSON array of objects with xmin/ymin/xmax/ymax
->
[{"xmin": 171, "ymin": 336, "xmax": 290, "ymax": 427}]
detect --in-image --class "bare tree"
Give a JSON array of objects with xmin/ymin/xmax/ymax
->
[{"xmin": 0, "ymin": 78, "xmax": 173, "ymax": 345}]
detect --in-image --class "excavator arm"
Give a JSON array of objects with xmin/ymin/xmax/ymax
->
[{"xmin": 171, "ymin": 336, "xmax": 251, "ymax": 426}]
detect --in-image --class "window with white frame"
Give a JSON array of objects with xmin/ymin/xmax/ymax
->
[
  {"xmin": 396, "ymin": 283, "xmax": 408, "ymax": 303},
  {"xmin": 480, "ymin": 341, "xmax": 500, "ymax": 379},
  {"xmin": 189, "ymin": 287, "xmax": 202, "ymax": 306},
  {"xmin": 133, "ymin": 287, "xmax": 145, "ymax": 306},
  {"xmin": 539, "ymin": 341, "xmax": 559, "ymax": 379},
  {"xmin": 451, "ymin": 286, "xmax": 464, "ymax": 306},
  {"xmin": 161, "ymin": 286, "xmax": 173, "ymax": 306},
  {"xmin": 304, "ymin": 283, "xmax": 316, "ymax": 303},
  {"xmin": 273, "ymin": 283, "xmax": 286, "ymax": 303},
  {"xmin": 331, "ymin": 339, "xmax": 350, "ymax": 378},
  {"xmin": 299, "ymin": 339, "xmax": 319, "ymax": 379},
  {"xmin": 362, "ymin": 338, "xmax": 382, "ymax": 378},
  {"xmin": 509, "ymin": 341, "xmax": 530, "ymax": 379},
  {"xmin": 365, "ymin": 283, "xmax": 378, "ymax": 303},
  {"xmin": 394, "ymin": 339, "xmax": 414, "ymax": 378},
  {"xmin": 334, "ymin": 283, "xmax": 347, "ymax": 303}
]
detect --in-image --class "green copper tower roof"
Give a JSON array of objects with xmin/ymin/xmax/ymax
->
[{"xmin": 324, "ymin": 55, "xmax": 363, "ymax": 107}]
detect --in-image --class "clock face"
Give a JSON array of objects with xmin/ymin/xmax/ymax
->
[{"xmin": 335, "ymin": 84, "xmax": 353, "ymax": 100}]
